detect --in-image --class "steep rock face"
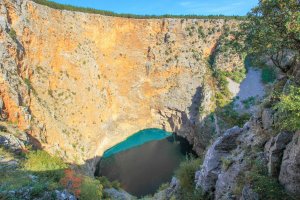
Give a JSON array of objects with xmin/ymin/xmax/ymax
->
[
  {"xmin": 195, "ymin": 126, "xmax": 243, "ymax": 193},
  {"xmin": 264, "ymin": 131, "xmax": 293, "ymax": 177},
  {"xmin": 194, "ymin": 107, "xmax": 298, "ymax": 199},
  {"xmin": 279, "ymin": 131, "xmax": 300, "ymax": 197},
  {"xmin": 0, "ymin": 0, "xmax": 243, "ymax": 166}
]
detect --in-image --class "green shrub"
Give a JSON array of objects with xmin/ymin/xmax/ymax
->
[
  {"xmin": 224, "ymin": 67, "xmax": 247, "ymax": 83},
  {"xmin": 96, "ymin": 176, "xmax": 120, "ymax": 189},
  {"xmin": 236, "ymin": 158, "xmax": 290, "ymax": 200},
  {"xmin": 23, "ymin": 150, "xmax": 68, "ymax": 181},
  {"xmin": 212, "ymin": 69, "xmax": 231, "ymax": 107},
  {"xmin": 176, "ymin": 157, "xmax": 202, "ymax": 192},
  {"xmin": 221, "ymin": 157, "xmax": 233, "ymax": 170},
  {"xmin": 80, "ymin": 176, "xmax": 103, "ymax": 200},
  {"xmin": 261, "ymin": 67, "xmax": 276, "ymax": 84},
  {"xmin": 9, "ymin": 28, "xmax": 17, "ymax": 41},
  {"xmin": 274, "ymin": 85, "xmax": 300, "ymax": 132},
  {"xmin": 245, "ymin": 159, "xmax": 287, "ymax": 200},
  {"xmin": 0, "ymin": 170, "xmax": 32, "ymax": 191},
  {"xmin": 30, "ymin": 184, "xmax": 47, "ymax": 198},
  {"xmin": 198, "ymin": 27, "xmax": 205, "ymax": 38},
  {"xmin": 218, "ymin": 102, "xmax": 251, "ymax": 127},
  {"xmin": 241, "ymin": 96, "xmax": 256, "ymax": 109},
  {"xmin": 24, "ymin": 78, "xmax": 37, "ymax": 95}
]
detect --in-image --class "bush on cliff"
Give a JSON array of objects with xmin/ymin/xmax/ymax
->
[
  {"xmin": 274, "ymin": 85, "xmax": 300, "ymax": 132},
  {"xmin": 8, "ymin": 28, "xmax": 17, "ymax": 41},
  {"xmin": 80, "ymin": 176, "xmax": 104, "ymax": 200},
  {"xmin": 176, "ymin": 157, "xmax": 202, "ymax": 192},
  {"xmin": 245, "ymin": 158, "xmax": 289, "ymax": 200}
]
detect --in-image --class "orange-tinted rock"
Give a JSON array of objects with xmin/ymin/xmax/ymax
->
[{"xmin": 0, "ymin": 0, "xmax": 244, "ymax": 168}]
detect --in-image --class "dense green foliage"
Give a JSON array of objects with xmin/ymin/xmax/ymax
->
[
  {"xmin": 32, "ymin": 0, "xmax": 244, "ymax": 19},
  {"xmin": 23, "ymin": 150, "xmax": 68, "ymax": 181},
  {"xmin": 0, "ymin": 148, "xmax": 63, "ymax": 199},
  {"xmin": 218, "ymin": 101, "xmax": 251, "ymax": 127},
  {"xmin": 244, "ymin": 159, "xmax": 289, "ymax": 200},
  {"xmin": 238, "ymin": 0, "xmax": 300, "ymax": 72},
  {"xmin": 241, "ymin": 96, "xmax": 256, "ymax": 109},
  {"xmin": 261, "ymin": 66, "xmax": 277, "ymax": 84},
  {"xmin": 96, "ymin": 176, "xmax": 121, "ymax": 189},
  {"xmin": 212, "ymin": 69, "xmax": 231, "ymax": 107},
  {"xmin": 175, "ymin": 157, "xmax": 211, "ymax": 200},
  {"xmin": 0, "ymin": 147, "xmax": 120, "ymax": 199},
  {"xmin": 274, "ymin": 85, "xmax": 300, "ymax": 132},
  {"xmin": 80, "ymin": 176, "xmax": 104, "ymax": 200},
  {"xmin": 224, "ymin": 68, "xmax": 247, "ymax": 83},
  {"xmin": 175, "ymin": 157, "xmax": 202, "ymax": 192}
]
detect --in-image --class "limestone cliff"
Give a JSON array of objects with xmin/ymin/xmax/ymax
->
[{"xmin": 0, "ymin": 0, "xmax": 243, "ymax": 168}]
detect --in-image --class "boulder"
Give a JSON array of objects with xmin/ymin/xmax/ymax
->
[
  {"xmin": 0, "ymin": 133, "xmax": 27, "ymax": 151},
  {"xmin": 195, "ymin": 127, "xmax": 242, "ymax": 192},
  {"xmin": 264, "ymin": 132, "xmax": 293, "ymax": 177},
  {"xmin": 279, "ymin": 131, "xmax": 300, "ymax": 198}
]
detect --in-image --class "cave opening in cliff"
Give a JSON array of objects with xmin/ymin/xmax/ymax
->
[{"xmin": 94, "ymin": 128, "xmax": 196, "ymax": 198}]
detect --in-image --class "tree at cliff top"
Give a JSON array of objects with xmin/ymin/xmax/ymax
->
[{"xmin": 236, "ymin": 0, "xmax": 300, "ymax": 72}]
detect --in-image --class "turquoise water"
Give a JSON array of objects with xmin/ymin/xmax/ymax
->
[
  {"xmin": 102, "ymin": 128, "xmax": 172, "ymax": 158},
  {"xmin": 96, "ymin": 129, "xmax": 196, "ymax": 197}
]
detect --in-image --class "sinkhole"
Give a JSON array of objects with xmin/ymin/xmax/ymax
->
[{"xmin": 95, "ymin": 128, "xmax": 196, "ymax": 197}]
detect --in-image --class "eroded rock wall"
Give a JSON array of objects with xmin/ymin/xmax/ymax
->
[{"xmin": 0, "ymin": 0, "xmax": 242, "ymax": 167}]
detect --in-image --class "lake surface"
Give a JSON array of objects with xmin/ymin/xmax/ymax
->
[{"xmin": 95, "ymin": 129, "xmax": 195, "ymax": 197}]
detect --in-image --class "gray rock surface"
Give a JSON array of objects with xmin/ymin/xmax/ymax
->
[
  {"xmin": 152, "ymin": 177, "xmax": 180, "ymax": 200},
  {"xmin": 0, "ymin": 132, "xmax": 28, "ymax": 151},
  {"xmin": 264, "ymin": 132, "xmax": 293, "ymax": 177},
  {"xmin": 55, "ymin": 190, "xmax": 77, "ymax": 200},
  {"xmin": 279, "ymin": 131, "xmax": 300, "ymax": 198},
  {"xmin": 240, "ymin": 185, "xmax": 259, "ymax": 200},
  {"xmin": 261, "ymin": 108, "xmax": 274, "ymax": 130},
  {"xmin": 104, "ymin": 188, "xmax": 135, "ymax": 200},
  {"xmin": 195, "ymin": 126, "xmax": 242, "ymax": 192},
  {"xmin": 215, "ymin": 150, "xmax": 247, "ymax": 200}
]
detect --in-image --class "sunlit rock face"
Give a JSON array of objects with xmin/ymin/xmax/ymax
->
[{"xmin": 0, "ymin": 0, "xmax": 242, "ymax": 168}]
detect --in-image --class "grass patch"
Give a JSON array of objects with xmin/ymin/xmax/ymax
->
[{"xmin": 23, "ymin": 150, "xmax": 68, "ymax": 181}]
